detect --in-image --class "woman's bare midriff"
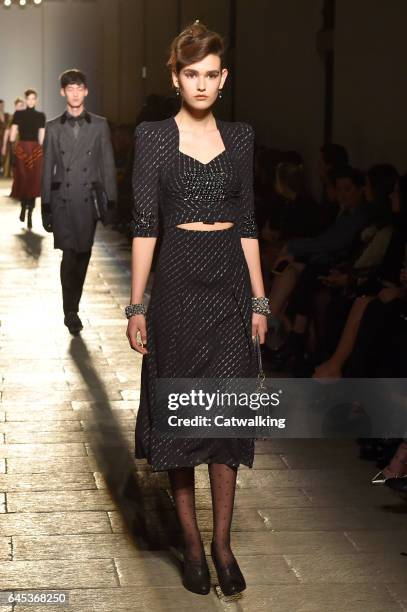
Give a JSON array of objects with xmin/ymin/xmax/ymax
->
[{"xmin": 176, "ymin": 221, "xmax": 234, "ymax": 231}]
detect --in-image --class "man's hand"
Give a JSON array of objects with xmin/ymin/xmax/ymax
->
[
  {"xmin": 378, "ymin": 286, "xmax": 402, "ymax": 303},
  {"xmin": 318, "ymin": 269, "xmax": 349, "ymax": 288},
  {"xmin": 41, "ymin": 203, "xmax": 53, "ymax": 233}
]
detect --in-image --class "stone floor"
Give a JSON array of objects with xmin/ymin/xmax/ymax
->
[{"xmin": 0, "ymin": 179, "xmax": 407, "ymax": 612}]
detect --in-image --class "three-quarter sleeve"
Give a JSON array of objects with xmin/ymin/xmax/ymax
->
[
  {"xmin": 237, "ymin": 123, "xmax": 258, "ymax": 238},
  {"xmin": 130, "ymin": 122, "xmax": 161, "ymax": 238}
]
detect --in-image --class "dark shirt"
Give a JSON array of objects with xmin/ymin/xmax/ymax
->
[
  {"xmin": 287, "ymin": 203, "xmax": 369, "ymax": 263},
  {"xmin": 279, "ymin": 194, "xmax": 320, "ymax": 241},
  {"xmin": 12, "ymin": 107, "xmax": 46, "ymax": 141},
  {"xmin": 63, "ymin": 110, "xmax": 88, "ymax": 127},
  {"xmin": 130, "ymin": 117, "xmax": 258, "ymax": 238},
  {"xmin": 378, "ymin": 213, "xmax": 407, "ymax": 284}
]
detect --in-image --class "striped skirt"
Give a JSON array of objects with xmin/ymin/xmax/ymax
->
[
  {"xmin": 11, "ymin": 141, "xmax": 43, "ymax": 199},
  {"xmin": 135, "ymin": 224, "xmax": 258, "ymax": 471}
]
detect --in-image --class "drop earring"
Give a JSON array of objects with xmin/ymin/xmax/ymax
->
[
  {"xmin": 175, "ymin": 87, "xmax": 180, "ymax": 97},
  {"xmin": 218, "ymin": 89, "xmax": 223, "ymax": 99}
]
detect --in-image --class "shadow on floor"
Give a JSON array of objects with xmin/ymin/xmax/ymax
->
[
  {"xmin": 69, "ymin": 336, "xmax": 181, "ymax": 554},
  {"xmin": 15, "ymin": 230, "xmax": 44, "ymax": 261}
]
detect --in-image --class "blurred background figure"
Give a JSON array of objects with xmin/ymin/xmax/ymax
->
[
  {"xmin": 0, "ymin": 99, "xmax": 11, "ymax": 176},
  {"xmin": 1, "ymin": 97, "xmax": 25, "ymax": 180},
  {"xmin": 9, "ymin": 89, "xmax": 45, "ymax": 230}
]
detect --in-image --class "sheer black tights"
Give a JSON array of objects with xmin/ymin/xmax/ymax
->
[
  {"xmin": 168, "ymin": 463, "xmax": 237, "ymax": 565},
  {"xmin": 209, "ymin": 463, "xmax": 237, "ymax": 565}
]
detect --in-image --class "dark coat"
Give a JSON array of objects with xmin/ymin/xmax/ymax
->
[{"xmin": 41, "ymin": 111, "xmax": 117, "ymax": 252}]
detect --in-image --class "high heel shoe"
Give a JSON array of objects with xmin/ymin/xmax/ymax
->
[
  {"xmin": 211, "ymin": 541, "xmax": 246, "ymax": 596},
  {"xmin": 182, "ymin": 544, "xmax": 211, "ymax": 595},
  {"xmin": 371, "ymin": 471, "xmax": 388, "ymax": 485}
]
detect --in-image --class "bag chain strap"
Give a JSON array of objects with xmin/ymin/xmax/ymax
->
[{"xmin": 253, "ymin": 334, "xmax": 266, "ymax": 391}]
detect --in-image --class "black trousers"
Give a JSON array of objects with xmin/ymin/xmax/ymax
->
[
  {"xmin": 60, "ymin": 249, "xmax": 92, "ymax": 315},
  {"xmin": 288, "ymin": 262, "xmax": 332, "ymax": 318},
  {"xmin": 21, "ymin": 198, "xmax": 36, "ymax": 211}
]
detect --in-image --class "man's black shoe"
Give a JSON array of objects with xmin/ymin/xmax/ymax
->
[
  {"xmin": 19, "ymin": 204, "xmax": 26, "ymax": 222},
  {"xmin": 385, "ymin": 475, "xmax": 407, "ymax": 493},
  {"xmin": 64, "ymin": 311, "xmax": 83, "ymax": 335}
]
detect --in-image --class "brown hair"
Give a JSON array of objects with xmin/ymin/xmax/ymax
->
[
  {"xmin": 167, "ymin": 20, "xmax": 225, "ymax": 74},
  {"xmin": 24, "ymin": 89, "xmax": 38, "ymax": 98},
  {"xmin": 14, "ymin": 97, "xmax": 24, "ymax": 106}
]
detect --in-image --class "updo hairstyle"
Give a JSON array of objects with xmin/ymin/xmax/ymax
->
[{"xmin": 167, "ymin": 20, "xmax": 225, "ymax": 74}]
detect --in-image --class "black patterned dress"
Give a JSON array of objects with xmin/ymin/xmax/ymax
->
[{"xmin": 131, "ymin": 117, "xmax": 259, "ymax": 471}]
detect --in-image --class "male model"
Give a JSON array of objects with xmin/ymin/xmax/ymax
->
[{"xmin": 41, "ymin": 69, "xmax": 117, "ymax": 334}]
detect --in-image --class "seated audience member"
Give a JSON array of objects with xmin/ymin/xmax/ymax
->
[
  {"xmin": 254, "ymin": 146, "xmax": 279, "ymax": 233},
  {"xmin": 266, "ymin": 166, "xmax": 368, "ymax": 331},
  {"xmin": 319, "ymin": 143, "xmax": 349, "ymax": 229},
  {"xmin": 311, "ymin": 166, "xmax": 402, "ymax": 377},
  {"xmin": 255, "ymin": 149, "xmax": 304, "ymax": 236},
  {"xmin": 273, "ymin": 161, "xmax": 320, "ymax": 241}
]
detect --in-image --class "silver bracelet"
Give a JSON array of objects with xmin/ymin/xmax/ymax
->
[
  {"xmin": 252, "ymin": 296, "xmax": 271, "ymax": 316},
  {"xmin": 125, "ymin": 303, "xmax": 146, "ymax": 319}
]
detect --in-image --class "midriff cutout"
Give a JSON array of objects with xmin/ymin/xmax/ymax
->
[{"xmin": 176, "ymin": 221, "xmax": 234, "ymax": 231}]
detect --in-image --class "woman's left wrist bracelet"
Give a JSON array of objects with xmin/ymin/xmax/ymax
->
[
  {"xmin": 252, "ymin": 296, "xmax": 271, "ymax": 316},
  {"xmin": 125, "ymin": 303, "xmax": 146, "ymax": 319}
]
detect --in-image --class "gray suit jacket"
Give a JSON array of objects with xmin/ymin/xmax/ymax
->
[{"xmin": 42, "ymin": 111, "xmax": 117, "ymax": 252}]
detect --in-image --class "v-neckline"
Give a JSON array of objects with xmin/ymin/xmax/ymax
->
[
  {"xmin": 178, "ymin": 149, "xmax": 227, "ymax": 167},
  {"xmin": 172, "ymin": 116, "xmax": 226, "ymax": 166}
]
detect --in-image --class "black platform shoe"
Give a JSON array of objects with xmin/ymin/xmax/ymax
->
[
  {"xmin": 64, "ymin": 312, "xmax": 83, "ymax": 335},
  {"xmin": 211, "ymin": 541, "xmax": 246, "ymax": 596},
  {"xmin": 182, "ymin": 545, "xmax": 211, "ymax": 595}
]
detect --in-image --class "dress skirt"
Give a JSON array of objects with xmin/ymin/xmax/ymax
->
[
  {"xmin": 11, "ymin": 141, "xmax": 43, "ymax": 199},
  {"xmin": 135, "ymin": 224, "xmax": 257, "ymax": 471}
]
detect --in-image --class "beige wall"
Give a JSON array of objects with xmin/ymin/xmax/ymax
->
[
  {"xmin": 0, "ymin": 0, "xmax": 102, "ymax": 119},
  {"xmin": 235, "ymin": 0, "xmax": 325, "ymax": 193},
  {"xmin": 333, "ymin": 0, "xmax": 407, "ymax": 173},
  {"xmin": 0, "ymin": 4, "xmax": 44, "ymax": 112}
]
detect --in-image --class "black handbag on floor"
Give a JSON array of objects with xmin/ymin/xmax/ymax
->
[{"xmin": 90, "ymin": 181, "xmax": 114, "ymax": 225}]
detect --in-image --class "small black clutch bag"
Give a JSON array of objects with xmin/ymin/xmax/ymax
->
[
  {"xmin": 253, "ymin": 333, "xmax": 267, "ymax": 392},
  {"xmin": 90, "ymin": 181, "xmax": 114, "ymax": 225}
]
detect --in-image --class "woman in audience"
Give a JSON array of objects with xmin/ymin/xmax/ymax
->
[
  {"xmin": 263, "ymin": 166, "xmax": 368, "ymax": 368},
  {"xmin": 312, "ymin": 166, "xmax": 402, "ymax": 378},
  {"xmin": 274, "ymin": 161, "xmax": 320, "ymax": 241}
]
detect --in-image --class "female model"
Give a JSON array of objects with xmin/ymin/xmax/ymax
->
[
  {"xmin": 10, "ymin": 89, "xmax": 45, "ymax": 229},
  {"xmin": 126, "ymin": 22, "xmax": 270, "ymax": 596},
  {"xmin": 2, "ymin": 98, "xmax": 25, "ymax": 179}
]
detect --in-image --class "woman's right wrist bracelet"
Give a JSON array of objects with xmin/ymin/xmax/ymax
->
[
  {"xmin": 125, "ymin": 303, "xmax": 146, "ymax": 319},
  {"xmin": 252, "ymin": 296, "xmax": 271, "ymax": 316}
]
